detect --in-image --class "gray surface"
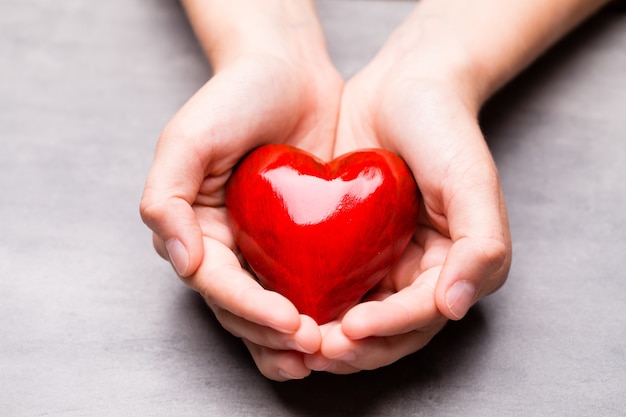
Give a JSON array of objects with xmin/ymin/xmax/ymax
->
[{"xmin": 1, "ymin": 1, "xmax": 625, "ymax": 416}]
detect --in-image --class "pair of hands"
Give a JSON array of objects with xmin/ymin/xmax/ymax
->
[{"xmin": 140, "ymin": 15, "xmax": 511, "ymax": 381}]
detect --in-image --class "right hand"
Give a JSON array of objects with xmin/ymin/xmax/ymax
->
[{"xmin": 140, "ymin": 52, "xmax": 343, "ymax": 380}]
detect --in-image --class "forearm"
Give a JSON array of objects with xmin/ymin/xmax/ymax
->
[
  {"xmin": 379, "ymin": 0, "xmax": 611, "ymax": 110},
  {"xmin": 180, "ymin": 0, "xmax": 331, "ymax": 71}
]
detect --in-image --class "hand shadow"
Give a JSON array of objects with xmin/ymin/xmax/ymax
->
[
  {"xmin": 270, "ymin": 306, "xmax": 490, "ymax": 416},
  {"xmin": 183, "ymin": 288, "xmax": 489, "ymax": 415}
]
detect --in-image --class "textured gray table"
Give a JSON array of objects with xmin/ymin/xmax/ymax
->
[{"xmin": 1, "ymin": 1, "xmax": 625, "ymax": 416}]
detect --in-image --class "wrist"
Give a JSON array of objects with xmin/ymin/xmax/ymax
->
[
  {"xmin": 368, "ymin": 0, "xmax": 610, "ymax": 111},
  {"xmin": 363, "ymin": 24, "xmax": 488, "ymax": 116},
  {"xmin": 182, "ymin": 0, "xmax": 333, "ymax": 73},
  {"xmin": 362, "ymin": 37, "xmax": 484, "ymax": 119}
]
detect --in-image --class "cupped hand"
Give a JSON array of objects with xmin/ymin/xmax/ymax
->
[
  {"xmin": 140, "ymin": 53, "xmax": 343, "ymax": 380},
  {"xmin": 306, "ymin": 55, "xmax": 512, "ymax": 374}
]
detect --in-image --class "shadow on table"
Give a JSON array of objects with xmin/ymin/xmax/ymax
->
[
  {"xmin": 270, "ymin": 306, "xmax": 489, "ymax": 416},
  {"xmin": 185, "ymin": 287, "xmax": 489, "ymax": 415}
]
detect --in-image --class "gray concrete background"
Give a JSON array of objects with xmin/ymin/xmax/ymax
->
[{"xmin": 1, "ymin": 1, "xmax": 625, "ymax": 415}]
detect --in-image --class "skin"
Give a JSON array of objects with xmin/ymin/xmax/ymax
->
[{"xmin": 140, "ymin": 0, "xmax": 611, "ymax": 380}]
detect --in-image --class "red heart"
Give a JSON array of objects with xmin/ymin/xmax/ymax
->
[{"xmin": 225, "ymin": 144, "xmax": 419, "ymax": 324}]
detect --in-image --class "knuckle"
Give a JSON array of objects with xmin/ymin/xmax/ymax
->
[
  {"xmin": 213, "ymin": 307, "xmax": 242, "ymax": 337},
  {"xmin": 138, "ymin": 193, "xmax": 162, "ymax": 226},
  {"xmin": 479, "ymin": 238, "xmax": 512, "ymax": 291},
  {"xmin": 151, "ymin": 233, "xmax": 167, "ymax": 259},
  {"xmin": 484, "ymin": 239, "xmax": 510, "ymax": 269},
  {"xmin": 247, "ymin": 345, "xmax": 278, "ymax": 379}
]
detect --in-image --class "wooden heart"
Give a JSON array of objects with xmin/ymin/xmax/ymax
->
[{"xmin": 225, "ymin": 144, "xmax": 419, "ymax": 324}]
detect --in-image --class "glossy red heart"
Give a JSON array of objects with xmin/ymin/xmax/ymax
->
[{"xmin": 225, "ymin": 144, "xmax": 419, "ymax": 324}]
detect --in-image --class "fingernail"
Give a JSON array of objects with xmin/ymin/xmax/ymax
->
[
  {"xmin": 331, "ymin": 350, "xmax": 356, "ymax": 362},
  {"xmin": 165, "ymin": 238, "xmax": 189, "ymax": 276},
  {"xmin": 278, "ymin": 369, "xmax": 303, "ymax": 380},
  {"xmin": 306, "ymin": 355, "xmax": 333, "ymax": 371},
  {"xmin": 286, "ymin": 340, "xmax": 314, "ymax": 354},
  {"xmin": 446, "ymin": 281, "xmax": 477, "ymax": 319},
  {"xmin": 322, "ymin": 361, "xmax": 338, "ymax": 372}
]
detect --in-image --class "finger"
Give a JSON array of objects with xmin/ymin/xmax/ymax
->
[
  {"xmin": 340, "ymin": 267, "xmax": 443, "ymax": 340},
  {"xmin": 189, "ymin": 237, "xmax": 302, "ymax": 334},
  {"xmin": 303, "ymin": 321, "xmax": 342, "ymax": 371},
  {"xmin": 304, "ymin": 328, "xmax": 362, "ymax": 375},
  {"xmin": 151, "ymin": 204, "xmax": 237, "ymax": 263},
  {"xmin": 434, "ymin": 158, "xmax": 510, "ymax": 319},
  {"xmin": 152, "ymin": 232, "xmax": 168, "ymax": 261},
  {"xmin": 437, "ymin": 236, "xmax": 511, "ymax": 320},
  {"xmin": 435, "ymin": 198, "xmax": 511, "ymax": 320},
  {"xmin": 215, "ymin": 310, "xmax": 321, "ymax": 354},
  {"xmin": 406, "ymin": 119, "xmax": 511, "ymax": 320},
  {"xmin": 243, "ymin": 340, "xmax": 312, "ymax": 381},
  {"xmin": 367, "ymin": 228, "xmax": 451, "ymax": 300},
  {"xmin": 140, "ymin": 161, "xmax": 204, "ymax": 278},
  {"xmin": 193, "ymin": 205, "xmax": 237, "ymax": 250},
  {"xmin": 319, "ymin": 320, "xmax": 446, "ymax": 372},
  {"xmin": 140, "ymin": 96, "xmax": 231, "ymax": 277},
  {"xmin": 304, "ymin": 353, "xmax": 363, "ymax": 375}
]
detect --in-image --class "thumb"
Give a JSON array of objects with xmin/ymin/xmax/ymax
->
[
  {"xmin": 140, "ymin": 135, "xmax": 205, "ymax": 277},
  {"xmin": 428, "ymin": 138, "xmax": 511, "ymax": 319},
  {"xmin": 139, "ymin": 67, "xmax": 263, "ymax": 277},
  {"xmin": 436, "ymin": 236, "xmax": 510, "ymax": 320}
]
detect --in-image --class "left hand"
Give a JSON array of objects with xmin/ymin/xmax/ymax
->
[{"xmin": 305, "ymin": 49, "xmax": 512, "ymax": 374}]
